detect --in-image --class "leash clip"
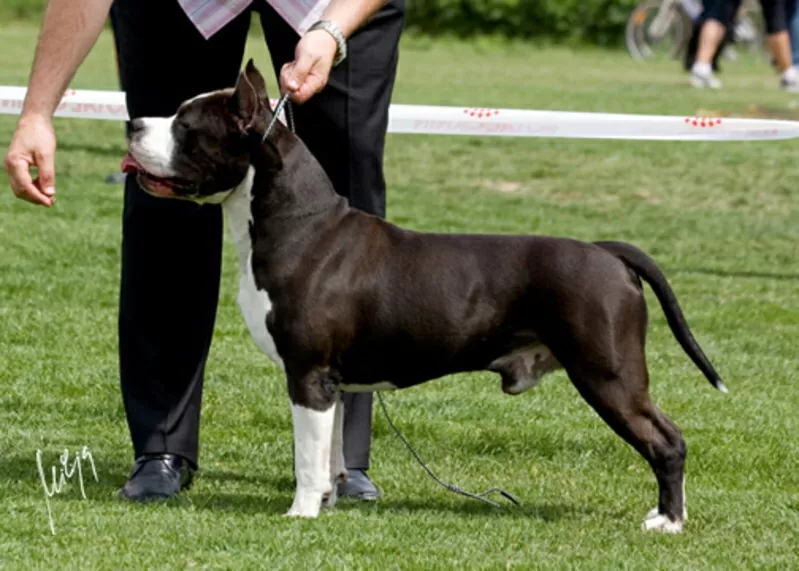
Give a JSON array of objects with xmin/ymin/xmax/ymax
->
[{"xmin": 263, "ymin": 91, "xmax": 296, "ymax": 142}]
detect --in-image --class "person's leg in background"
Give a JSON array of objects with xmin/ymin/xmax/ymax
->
[
  {"xmin": 111, "ymin": 0, "xmax": 251, "ymax": 501},
  {"xmin": 789, "ymin": 0, "xmax": 799, "ymax": 63},
  {"xmin": 688, "ymin": 0, "xmax": 741, "ymax": 88},
  {"xmin": 760, "ymin": 0, "xmax": 799, "ymax": 89},
  {"xmin": 684, "ymin": 4, "xmax": 735, "ymax": 73},
  {"xmin": 258, "ymin": 0, "xmax": 406, "ymax": 499}
]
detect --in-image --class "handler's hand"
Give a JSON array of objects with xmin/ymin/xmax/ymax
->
[
  {"xmin": 4, "ymin": 114, "xmax": 57, "ymax": 207},
  {"xmin": 280, "ymin": 29, "xmax": 338, "ymax": 104}
]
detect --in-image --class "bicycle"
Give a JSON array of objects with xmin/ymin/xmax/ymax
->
[{"xmin": 626, "ymin": 0, "xmax": 764, "ymax": 61}]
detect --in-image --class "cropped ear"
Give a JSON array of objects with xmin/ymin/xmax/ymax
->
[
  {"xmin": 244, "ymin": 59, "xmax": 269, "ymax": 104},
  {"xmin": 230, "ymin": 59, "xmax": 268, "ymax": 133}
]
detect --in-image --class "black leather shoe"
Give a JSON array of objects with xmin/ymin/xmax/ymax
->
[
  {"xmin": 118, "ymin": 454, "xmax": 195, "ymax": 502},
  {"xmin": 337, "ymin": 469, "xmax": 381, "ymax": 501}
]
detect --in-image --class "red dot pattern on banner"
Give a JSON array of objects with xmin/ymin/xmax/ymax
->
[
  {"xmin": 463, "ymin": 108, "xmax": 500, "ymax": 119},
  {"xmin": 63, "ymin": 90, "xmax": 77, "ymax": 98},
  {"xmin": 684, "ymin": 117, "xmax": 722, "ymax": 128}
]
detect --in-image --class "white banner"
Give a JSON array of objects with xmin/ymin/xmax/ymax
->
[{"xmin": 2, "ymin": 85, "xmax": 798, "ymax": 141}]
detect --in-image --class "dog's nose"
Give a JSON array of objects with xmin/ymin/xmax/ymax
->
[{"xmin": 129, "ymin": 118, "xmax": 145, "ymax": 136}]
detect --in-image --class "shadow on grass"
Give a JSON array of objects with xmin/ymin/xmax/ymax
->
[
  {"xmin": 199, "ymin": 469, "xmax": 294, "ymax": 490},
  {"xmin": 185, "ymin": 485, "xmax": 597, "ymax": 522},
  {"xmin": 334, "ymin": 496, "xmax": 596, "ymax": 521},
  {"xmin": 3, "ymin": 452, "xmax": 611, "ymax": 524},
  {"xmin": 184, "ymin": 491, "xmax": 290, "ymax": 515}
]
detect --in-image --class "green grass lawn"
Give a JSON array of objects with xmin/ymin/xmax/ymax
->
[{"xmin": 1, "ymin": 24, "xmax": 798, "ymax": 570}]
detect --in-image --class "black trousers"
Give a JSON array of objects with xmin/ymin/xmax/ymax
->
[{"xmin": 109, "ymin": 0, "xmax": 405, "ymax": 470}]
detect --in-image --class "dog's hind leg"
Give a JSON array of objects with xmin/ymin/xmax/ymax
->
[
  {"xmin": 322, "ymin": 392, "xmax": 347, "ymax": 510},
  {"xmin": 567, "ymin": 351, "xmax": 687, "ymax": 533},
  {"xmin": 285, "ymin": 367, "xmax": 338, "ymax": 518},
  {"xmin": 549, "ymin": 283, "xmax": 687, "ymax": 533}
]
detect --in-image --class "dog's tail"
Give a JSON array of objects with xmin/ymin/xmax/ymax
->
[{"xmin": 594, "ymin": 240, "xmax": 728, "ymax": 394}]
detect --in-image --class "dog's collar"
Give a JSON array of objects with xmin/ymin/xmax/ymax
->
[{"xmin": 262, "ymin": 91, "xmax": 295, "ymax": 143}]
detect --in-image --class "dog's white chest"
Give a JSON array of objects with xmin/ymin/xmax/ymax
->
[
  {"xmin": 237, "ymin": 252, "xmax": 284, "ymax": 370},
  {"xmin": 222, "ymin": 167, "xmax": 284, "ymax": 370}
]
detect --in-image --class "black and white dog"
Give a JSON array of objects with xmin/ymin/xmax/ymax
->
[{"xmin": 121, "ymin": 60, "xmax": 727, "ymax": 531}]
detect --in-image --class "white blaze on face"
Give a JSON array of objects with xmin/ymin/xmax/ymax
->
[{"xmin": 129, "ymin": 116, "xmax": 179, "ymax": 178}]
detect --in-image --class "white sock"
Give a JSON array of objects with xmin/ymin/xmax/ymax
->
[
  {"xmin": 692, "ymin": 62, "xmax": 712, "ymax": 76},
  {"xmin": 782, "ymin": 66, "xmax": 798, "ymax": 82}
]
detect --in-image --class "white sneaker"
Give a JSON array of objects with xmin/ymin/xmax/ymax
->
[
  {"xmin": 780, "ymin": 67, "xmax": 799, "ymax": 92},
  {"xmin": 690, "ymin": 70, "xmax": 722, "ymax": 89}
]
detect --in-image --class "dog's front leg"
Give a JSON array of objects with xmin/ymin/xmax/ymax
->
[
  {"xmin": 285, "ymin": 369, "xmax": 337, "ymax": 518},
  {"xmin": 322, "ymin": 392, "xmax": 347, "ymax": 510}
]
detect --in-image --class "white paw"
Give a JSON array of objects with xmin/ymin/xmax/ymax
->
[
  {"xmin": 646, "ymin": 505, "xmax": 687, "ymax": 520},
  {"xmin": 642, "ymin": 511, "xmax": 684, "ymax": 533},
  {"xmin": 284, "ymin": 494, "xmax": 322, "ymax": 518},
  {"xmin": 283, "ymin": 506, "xmax": 320, "ymax": 518}
]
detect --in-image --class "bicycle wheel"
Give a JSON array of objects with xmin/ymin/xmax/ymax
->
[{"xmin": 626, "ymin": 0, "xmax": 688, "ymax": 61}]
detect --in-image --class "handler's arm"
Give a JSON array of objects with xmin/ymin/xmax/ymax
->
[{"xmin": 4, "ymin": 0, "xmax": 113, "ymax": 206}]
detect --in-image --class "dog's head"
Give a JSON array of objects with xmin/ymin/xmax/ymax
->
[{"xmin": 121, "ymin": 59, "xmax": 279, "ymax": 202}]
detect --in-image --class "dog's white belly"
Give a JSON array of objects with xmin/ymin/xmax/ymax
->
[{"xmin": 237, "ymin": 251, "xmax": 284, "ymax": 370}]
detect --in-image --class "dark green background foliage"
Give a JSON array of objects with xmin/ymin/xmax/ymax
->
[
  {"xmin": 0, "ymin": 0, "xmax": 47, "ymax": 22},
  {"xmin": 0, "ymin": 0, "xmax": 643, "ymax": 45},
  {"xmin": 405, "ymin": 0, "xmax": 640, "ymax": 45}
]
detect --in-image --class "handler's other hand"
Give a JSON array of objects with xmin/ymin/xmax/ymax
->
[
  {"xmin": 280, "ymin": 29, "xmax": 338, "ymax": 104},
  {"xmin": 4, "ymin": 114, "xmax": 57, "ymax": 207}
]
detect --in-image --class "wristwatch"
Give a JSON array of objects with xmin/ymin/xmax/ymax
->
[{"xmin": 307, "ymin": 20, "xmax": 347, "ymax": 66}]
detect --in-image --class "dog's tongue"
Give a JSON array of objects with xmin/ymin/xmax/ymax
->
[{"xmin": 121, "ymin": 153, "xmax": 143, "ymax": 174}]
